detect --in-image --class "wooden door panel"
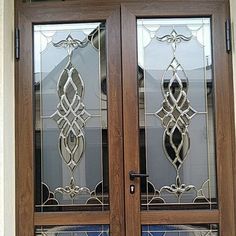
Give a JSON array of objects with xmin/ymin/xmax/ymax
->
[
  {"xmin": 121, "ymin": 2, "xmax": 235, "ymax": 236},
  {"xmin": 16, "ymin": 3, "xmax": 124, "ymax": 236}
]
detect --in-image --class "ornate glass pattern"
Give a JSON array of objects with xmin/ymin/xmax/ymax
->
[
  {"xmin": 138, "ymin": 18, "xmax": 217, "ymax": 209},
  {"xmin": 142, "ymin": 224, "xmax": 218, "ymax": 236},
  {"xmin": 35, "ymin": 225, "xmax": 109, "ymax": 236},
  {"xmin": 34, "ymin": 23, "xmax": 108, "ymax": 211}
]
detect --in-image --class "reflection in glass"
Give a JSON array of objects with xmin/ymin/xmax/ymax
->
[
  {"xmin": 142, "ymin": 224, "xmax": 218, "ymax": 235},
  {"xmin": 35, "ymin": 225, "xmax": 109, "ymax": 236},
  {"xmin": 138, "ymin": 18, "xmax": 217, "ymax": 210},
  {"xmin": 34, "ymin": 23, "xmax": 108, "ymax": 212}
]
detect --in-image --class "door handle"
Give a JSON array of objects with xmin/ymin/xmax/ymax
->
[{"xmin": 129, "ymin": 171, "xmax": 149, "ymax": 181}]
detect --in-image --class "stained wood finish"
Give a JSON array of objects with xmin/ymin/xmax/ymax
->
[
  {"xmin": 121, "ymin": 1, "xmax": 235, "ymax": 235},
  {"xmin": 35, "ymin": 212, "xmax": 109, "ymax": 225},
  {"xmin": 16, "ymin": 0, "xmax": 229, "ymax": 8},
  {"xmin": 211, "ymin": 3, "xmax": 236, "ymax": 235},
  {"xmin": 141, "ymin": 210, "xmax": 219, "ymax": 224},
  {"xmin": 16, "ymin": 12, "xmax": 34, "ymax": 236},
  {"xmin": 16, "ymin": 3, "xmax": 124, "ymax": 236},
  {"xmin": 16, "ymin": 0, "xmax": 236, "ymax": 235},
  {"xmin": 121, "ymin": 5, "xmax": 140, "ymax": 236},
  {"xmin": 106, "ymin": 8, "xmax": 125, "ymax": 236}
]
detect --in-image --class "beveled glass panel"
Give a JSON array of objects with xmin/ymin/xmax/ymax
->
[
  {"xmin": 35, "ymin": 225, "xmax": 109, "ymax": 235},
  {"xmin": 142, "ymin": 224, "xmax": 218, "ymax": 235},
  {"xmin": 138, "ymin": 18, "xmax": 217, "ymax": 210},
  {"xmin": 34, "ymin": 23, "xmax": 108, "ymax": 212}
]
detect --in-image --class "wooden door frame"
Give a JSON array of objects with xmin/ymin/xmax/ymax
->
[
  {"xmin": 121, "ymin": 1, "xmax": 235, "ymax": 236},
  {"xmin": 15, "ymin": 0, "xmax": 236, "ymax": 235},
  {"xmin": 15, "ymin": 2, "xmax": 124, "ymax": 236}
]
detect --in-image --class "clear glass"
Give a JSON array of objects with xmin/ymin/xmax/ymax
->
[
  {"xmin": 142, "ymin": 224, "xmax": 218, "ymax": 235},
  {"xmin": 138, "ymin": 18, "xmax": 217, "ymax": 210},
  {"xmin": 34, "ymin": 23, "xmax": 108, "ymax": 212},
  {"xmin": 35, "ymin": 225, "xmax": 109, "ymax": 235}
]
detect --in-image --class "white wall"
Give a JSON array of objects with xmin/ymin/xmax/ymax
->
[
  {"xmin": 230, "ymin": 0, "xmax": 236, "ymax": 228},
  {"xmin": 0, "ymin": 0, "xmax": 15, "ymax": 235},
  {"xmin": 231, "ymin": 0, "xmax": 236, "ymax": 113}
]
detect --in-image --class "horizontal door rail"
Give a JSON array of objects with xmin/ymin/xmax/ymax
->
[
  {"xmin": 34, "ymin": 212, "xmax": 110, "ymax": 226},
  {"xmin": 141, "ymin": 210, "xmax": 219, "ymax": 225}
]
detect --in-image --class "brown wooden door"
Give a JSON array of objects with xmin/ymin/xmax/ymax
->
[
  {"xmin": 16, "ymin": 2, "xmax": 125, "ymax": 236},
  {"xmin": 16, "ymin": 1, "xmax": 235, "ymax": 236},
  {"xmin": 121, "ymin": 1, "xmax": 235, "ymax": 236}
]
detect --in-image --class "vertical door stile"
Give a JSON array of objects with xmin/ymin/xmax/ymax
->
[
  {"xmin": 121, "ymin": 4, "xmax": 141, "ymax": 236},
  {"xmin": 107, "ymin": 7, "xmax": 125, "ymax": 236}
]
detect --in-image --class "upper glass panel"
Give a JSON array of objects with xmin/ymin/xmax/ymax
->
[
  {"xmin": 138, "ymin": 18, "xmax": 217, "ymax": 210},
  {"xmin": 34, "ymin": 22, "xmax": 108, "ymax": 212}
]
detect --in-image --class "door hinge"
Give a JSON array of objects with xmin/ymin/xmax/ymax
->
[
  {"xmin": 225, "ymin": 19, "xmax": 232, "ymax": 53},
  {"xmin": 15, "ymin": 28, "xmax": 20, "ymax": 60}
]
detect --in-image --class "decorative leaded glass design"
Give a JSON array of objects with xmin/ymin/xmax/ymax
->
[
  {"xmin": 138, "ymin": 18, "xmax": 217, "ymax": 210},
  {"xmin": 34, "ymin": 23, "xmax": 108, "ymax": 212},
  {"xmin": 35, "ymin": 225, "xmax": 109, "ymax": 236},
  {"xmin": 142, "ymin": 224, "xmax": 218, "ymax": 236}
]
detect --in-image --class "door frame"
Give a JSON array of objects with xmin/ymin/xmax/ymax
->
[
  {"xmin": 15, "ymin": 0, "xmax": 236, "ymax": 236},
  {"xmin": 15, "ymin": 2, "xmax": 125, "ymax": 236},
  {"xmin": 121, "ymin": 1, "xmax": 235, "ymax": 235}
]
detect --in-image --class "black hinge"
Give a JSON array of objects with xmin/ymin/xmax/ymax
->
[
  {"xmin": 225, "ymin": 19, "xmax": 232, "ymax": 53},
  {"xmin": 15, "ymin": 28, "xmax": 20, "ymax": 60}
]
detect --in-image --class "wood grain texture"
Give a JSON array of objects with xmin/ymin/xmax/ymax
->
[
  {"xmin": 122, "ymin": 1, "xmax": 226, "ymax": 16},
  {"xmin": 121, "ymin": 5, "xmax": 141, "ymax": 236},
  {"xmin": 107, "ymin": 8, "xmax": 126, "ymax": 236},
  {"xmin": 15, "ymin": 0, "xmax": 236, "ymax": 235},
  {"xmin": 18, "ymin": 2, "xmax": 119, "ymax": 22},
  {"xmin": 35, "ymin": 212, "xmax": 110, "ymax": 225},
  {"xmin": 16, "ymin": 12, "xmax": 34, "ymax": 236},
  {"xmin": 211, "ymin": 3, "xmax": 236, "ymax": 236},
  {"xmin": 16, "ymin": 4, "xmax": 125, "ymax": 236},
  {"xmin": 16, "ymin": 0, "xmax": 228, "ymax": 8},
  {"xmin": 141, "ymin": 210, "xmax": 219, "ymax": 224},
  {"xmin": 121, "ymin": 1, "xmax": 235, "ymax": 235}
]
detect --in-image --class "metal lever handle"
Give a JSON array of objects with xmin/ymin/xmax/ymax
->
[{"xmin": 129, "ymin": 171, "xmax": 149, "ymax": 181}]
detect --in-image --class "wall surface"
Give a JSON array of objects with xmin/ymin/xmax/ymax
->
[
  {"xmin": 231, "ymin": 0, "xmax": 236, "ymax": 109},
  {"xmin": 0, "ymin": 0, "xmax": 15, "ymax": 235},
  {"xmin": 230, "ymin": 0, "xmax": 236, "ymax": 229}
]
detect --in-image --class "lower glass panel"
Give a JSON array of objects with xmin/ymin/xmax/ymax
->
[
  {"xmin": 142, "ymin": 224, "xmax": 218, "ymax": 235},
  {"xmin": 35, "ymin": 225, "xmax": 109, "ymax": 235}
]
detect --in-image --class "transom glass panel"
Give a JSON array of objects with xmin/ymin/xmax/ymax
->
[
  {"xmin": 142, "ymin": 224, "xmax": 218, "ymax": 235},
  {"xmin": 35, "ymin": 225, "xmax": 110, "ymax": 236},
  {"xmin": 138, "ymin": 18, "xmax": 217, "ymax": 210},
  {"xmin": 34, "ymin": 22, "xmax": 108, "ymax": 212}
]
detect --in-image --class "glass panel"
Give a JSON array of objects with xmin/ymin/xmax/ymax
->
[
  {"xmin": 35, "ymin": 225, "xmax": 109, "ymax": 235},
  {"xmin": 34, "ymin": 23, "xmax": 108, "ymax": 212},
  {"xmin": 142, "ymin": 224, "xmax": 218, "ymax": 235},
  {"xmin": 138, "ymin": 18, "xmax": 217, "ymax": 210}
]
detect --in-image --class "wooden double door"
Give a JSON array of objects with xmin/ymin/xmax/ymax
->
[{"xmin": 16, "ymin": 1, "xmax": 235, "ymax": 235}]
